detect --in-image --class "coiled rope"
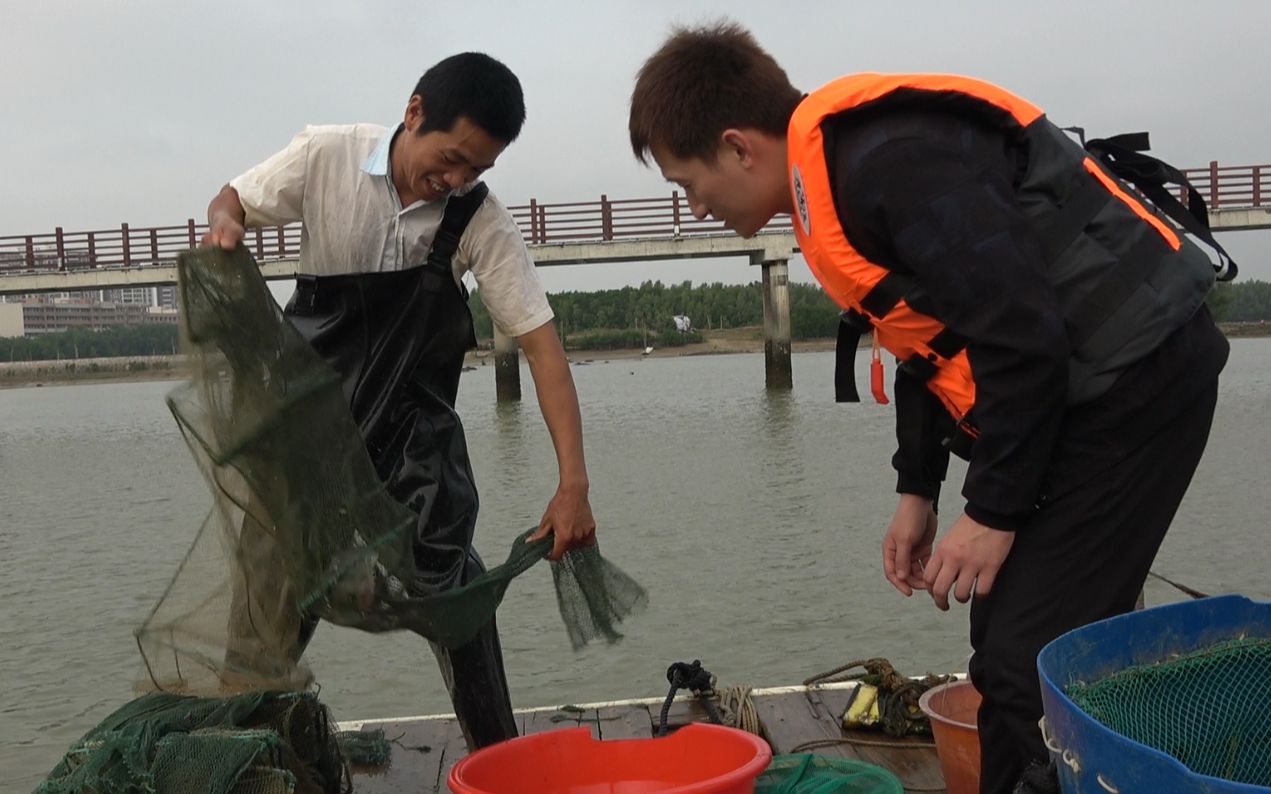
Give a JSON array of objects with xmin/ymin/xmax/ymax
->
[{"xmin": 656, "ymin": 661, "xmax": 760, "ymax": 737}]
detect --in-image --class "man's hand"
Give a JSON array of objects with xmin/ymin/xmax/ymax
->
[
  {"xmin": 203, "ymin": 215, "xmax": 246, "ymax": 250},
  {"xmin": 201, "ymin": 184, "xmax": 248, "ymax": 250},
  {"xmin": 527, "ymin": 483, "xmax": 597, "ymax": 560},
  {"xmin": 883, "ymin": 494, "xmax": 938, "ymax": 596},
  {"xmin": 922, "ymin": 513, "xmax": 1015, "ymax": 610}
]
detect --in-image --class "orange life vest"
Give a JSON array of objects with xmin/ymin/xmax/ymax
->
[{"xmin": 787, "ymin": 73, "xmax": 1220, "ymax": 430}]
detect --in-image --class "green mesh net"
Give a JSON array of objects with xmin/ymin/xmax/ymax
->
[
  {"xmin": 36, "ymin": 690, "xmax": 350, "ymax": 794},
  {"xmin": 1066, "ymin": 636, "xmax": 1271, "ymax": 787},
  {"xmin": 756, "ymin": 754, "xmax": 905, "ymax": 793},
  {"xmin": 38, "ymin": 245, "xmax": 647, "ymax": 791},
  {"xmin": 135, "ymin": 245, "xmax": 646, "ymax": 694}
]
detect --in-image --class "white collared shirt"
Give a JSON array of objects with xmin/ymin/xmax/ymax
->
[{"xmin": 230, "ymin": 123, "xmax": 552, "ymax": 337}]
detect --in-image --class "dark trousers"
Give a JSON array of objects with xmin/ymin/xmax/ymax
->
[{"xmin": 968, "ymin": 382, "xmax": 1218, "ymax": 793}]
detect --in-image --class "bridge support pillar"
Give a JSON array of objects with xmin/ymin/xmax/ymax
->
[
  {"xmin": 760, "ymin": 258, "xmax": 793, "ymax": 390},
  {"xmin": 493, "ymin": 324, "xmax": 522, "ymax": 402}
]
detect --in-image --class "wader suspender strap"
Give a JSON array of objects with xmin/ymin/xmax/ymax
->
[
  {"xmin": 420, "ymin": 182, "xmax": 491, "ymax": 294},
  {"xmin": 1085, "ymin": 133, "xmax": 1238, "ymax": 281},
  {"xmin": 834, "ymin": 271, "xmax": 968, "ymax": 402},
  {"xmin": 354, "ymin": 181, "xmax": 491, "ymax": 425},
  {"xmin": 338, "ymin": 181, "xmax": 490, "ymax": 452}
]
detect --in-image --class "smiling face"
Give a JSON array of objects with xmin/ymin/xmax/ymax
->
[
  {"xmin": 651, "ymin": 129, "xmax": 791, "ymax": 238},
  {"xmin": 390, "ymin": 94, "xmax": 508, "ymax": 206}
]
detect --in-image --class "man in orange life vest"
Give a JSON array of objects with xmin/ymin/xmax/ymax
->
[{"xmin": 629, "ymin": 22, "xmax": 1232, "ymax": 793}]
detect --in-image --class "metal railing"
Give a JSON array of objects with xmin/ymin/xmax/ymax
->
[
  {"xmin": 1181, "ymin": 162, "xmax": 1267, "ymax": 209},
  {"xmin": 0, "ymin": 220, "xmax": 297, "ymax": 274},
  {"xmin": 1, "ymin": 162, "xmax": 1264, "ymax": 275},
  {"xmin": 510, "ymin": 193, "xmax": 791, "ymax": 244}
]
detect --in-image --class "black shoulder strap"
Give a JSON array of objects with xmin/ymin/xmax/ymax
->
[
  {"xmin": 1084, "ymin": 133, "xmax": 1237, "ymax": 281},
  {"xmin": 426, "ymin": 181, "xmax": 490, "ymax": 273},
  {"xmin": 835, "ymin": 309, "xmax": 872, "ymax": 402}
]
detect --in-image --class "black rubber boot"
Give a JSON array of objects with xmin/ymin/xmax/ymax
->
[{"xmin": 430, "ymin": 612, "xmax": 519, "ymax": 750}]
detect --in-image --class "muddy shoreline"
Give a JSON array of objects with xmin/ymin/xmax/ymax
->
[{"xmin": 2, "ymin": 323, "xmax": 1264, "ymax": 390}]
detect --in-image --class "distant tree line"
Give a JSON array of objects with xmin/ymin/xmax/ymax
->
[
  {"xmin": 466, "ymin": 277, "xmax": 1271, "ymax": 351},
  {"xmin": 3, "ymin": 279, "xmax": 1267, "ymax": 362},
  {"xmin": 470, "ymin": 280, "xmax": 844, "ymax": 349},
  {"xmin": 1208, "ymin": 279, "xmax": 1271, "ymax": 322},
  {"xmin": 1, "ymin": 324, "xmax": 178, "ymax": 362}
]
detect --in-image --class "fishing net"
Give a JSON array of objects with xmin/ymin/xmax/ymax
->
[
  {"xmin": 35, "ymin": 690, "xmax": 350, "ymax": 794},
  {"xmin": 136, "ymin": 244, "xmax": 646, "ymax": 693},
  {"xmin": 756, "ymin": 754, "xmax": 904, "ymax": 793},
  {"xmin": 37, "ymin": 245, "xmax": 646, "ymax": 791},
  {"xmin": 1066, "ymin": 636, "xmax": 1271, "ymax": 786}
]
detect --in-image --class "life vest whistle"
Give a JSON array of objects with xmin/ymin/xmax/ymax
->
[{"xmin": 870, "ymin": 334, "xmax": 889, "ymax": 405}]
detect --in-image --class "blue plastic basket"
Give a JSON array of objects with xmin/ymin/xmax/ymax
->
[{"xmin": 1038, "ymin": 594, "xmax": 1271, "ymax": 794}]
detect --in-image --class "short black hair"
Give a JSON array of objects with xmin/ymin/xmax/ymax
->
[
  {"xmin": 413, "ymin": 52, "xmax": 526, "ymax": 143},
  {"xmin": 630, "ymin": 21, "xmax": 801, "ymax": 165}
]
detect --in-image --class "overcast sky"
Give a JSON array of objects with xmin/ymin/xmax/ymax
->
[{"xmin": 3, "ymin": 0, "xmax": 1267, "ymax": 291}]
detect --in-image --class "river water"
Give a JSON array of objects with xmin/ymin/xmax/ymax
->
[{"xmin": 3, "ymin": 342, "xmax": 1269, "ymax": 788}]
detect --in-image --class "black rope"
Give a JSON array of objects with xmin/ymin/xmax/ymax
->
[
  {"xmin": 879, "ymin": 680, "xmax": 929, "ymax": 737},
  {"xmin": 656, "ymin": 660, "xmax": 723, "ymax": 736},
  {"xmin": 1147, "ymin": 570, "xmax": 1210, "ymax": 600}
]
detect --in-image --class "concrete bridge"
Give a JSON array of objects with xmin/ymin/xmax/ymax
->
[
  {"xmin": 0, "ymin": 192, "xmax": 808, "ymax": 391},
  {"xmin": 2, "ymin": 160, "xmax": 1267, "ymax": 393}
]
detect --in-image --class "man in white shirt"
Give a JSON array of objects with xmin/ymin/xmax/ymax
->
[{"xmin": 202, "ymin": 52, "xmax": 595, "ymax": 749}]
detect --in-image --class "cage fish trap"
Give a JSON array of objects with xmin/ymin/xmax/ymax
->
[{"xmin": 1038, "ymin": 594, "xmax": 1271, "ymax": 793}]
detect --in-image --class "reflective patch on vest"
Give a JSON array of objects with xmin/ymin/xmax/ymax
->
[{"xmin": 791, "ymin": 164, "xmax": 811, "ymax": 236}]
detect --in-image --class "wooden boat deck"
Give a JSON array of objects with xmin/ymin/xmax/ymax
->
[{"xmin": 343, "ymin": 682, "xmax": 947, "ymax": 793}]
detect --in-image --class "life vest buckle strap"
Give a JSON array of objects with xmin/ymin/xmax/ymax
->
[
  {"xmin": 840, "ymin": 308, "xmax": 873, "ymax": 333},
  {"xmin": 926, "ymin": 328, "xmax": 967, "ymax": 360},
  {"xmin": 860, "ymin": 271, "xmax": 915, "ymax": 319},
  {"xmin": 897, "ymin": 353, "xmax": 937, "ymax": 382},
  {"xmin": 895, "ymin": 331, "xmax": 970, "ymax": 419}
]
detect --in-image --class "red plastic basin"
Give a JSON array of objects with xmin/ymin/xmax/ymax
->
[{"xmin": 448, "ymin": 722, "xmax": 773, "ymax": 793}]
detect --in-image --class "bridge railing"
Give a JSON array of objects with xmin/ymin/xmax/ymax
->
[
  {"xmin": 509, "ymin": 192, "xmax": 792, "ymax": 243},
  {"xmin": 1181, "ymin": 162, "xmax": 1267, "ymax": 209},
  {"xmin": 0, "ymin": 220, "xmax": 304, "ymax": 274},
  {"xmin": 1, "ymin": 164, "xmax": 1262, "ymax": 275}
]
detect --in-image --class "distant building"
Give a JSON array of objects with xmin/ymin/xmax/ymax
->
[
  {"xmin": 6, "ymin": 290, "xmax": 101, "ymax": 304},
  {"xmin": 20, "ymin": 301, "xmax": 178, "ymax": 335},
  {"xmin": 672, "ymin": 314, "xmax": 693, "ymax": 333},
  {"xmin": 157, "ymin": 286, "xmax": 178, "ymax": 310},
  {"xmin": 0, "ymin": 303, "xmax": 23, "ymax": 338},
  {"xmin": 103, "ymin": 287, "xmax": 155, "ymax": 306}
]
